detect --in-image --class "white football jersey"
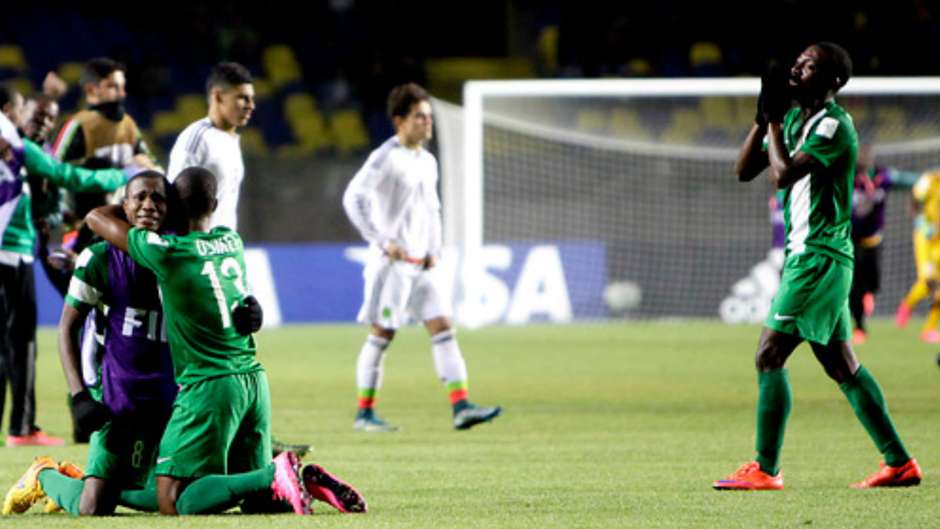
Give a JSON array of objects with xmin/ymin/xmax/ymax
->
[
  {"xmin": 343, "ymin": 136, "xmax": 442, "ymax": 260},
  {"xmin": 168, "ymin": 117, "xmax": 244, "ymax": 230}
]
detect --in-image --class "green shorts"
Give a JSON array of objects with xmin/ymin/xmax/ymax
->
[
  {"xmin": 155, "ymin": 370, "xmax": 271, "ymax": 479},
  {"xmin": 86, "ymin": 411, "xmax": 170, "ymax": 489},
  {"xmin": 765, "ymin": 251, "xmax": 852, "ymax": 344}
]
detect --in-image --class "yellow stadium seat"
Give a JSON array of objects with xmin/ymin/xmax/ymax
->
[
  {"xmin": 57, "ymin": 62, "xmax": 84, "ymax": 85},
  {"xmin": 263, "ymin": 45, "xmax": 302, "ymax": 89},
  {"xmin": 176, "ymin": 94, "xmax": 208, "ymax": 122},
  {"xmin": 283, "ymin": 93, "xmax": 332, "ymax": 151},
  {"xmin": 150, "ymin": 94, "xmax": 208, "ymax": 136},
  {"xmin": 576, "ymin": 109, "xmax": 608, "ymax": 132},
  {"xmin": 609, "ymin": 108, "xmax": 649, "ymax": 140},
  {"xmin": 661, "ymin": 108, "xmax": 702, "ymax": 143},
  {"xmin": 0, "ymin": 45, "xmax": 27, "ymax": 71},
  {"xmin": 238, "ymin": 127, "xmax": 268, "ymax": 156},
  {"xmin": 330, "ymin": 109, "xmax": 369, "ymax": 155},
  {"xmin": 8, "ymin": 78, "xmax": 33, "ymax": 97},
  {"xmin": 689, "ymin": 42, "xmax": 722, "ymax": 68}
]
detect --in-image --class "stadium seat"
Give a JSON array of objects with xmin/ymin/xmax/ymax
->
[
  {"xmin": 426, "ymin": 57, "xmax": 534, "ymax": 102},
  {"xmin": 57, "ymin": 62, "xmax": 84, "ymax": 85},
  {"xmin": 661, "ymin": 108, "xmax": 701, "ymax": 143},
  {"xmin": 872, "ymin": 105, "xmax": 907, "ymax": 142},
  {"xmin": 689, "ymin": 41, "xmax": 722, "ymax": 71},
  {"xmin": 239, "ymin": 127, "xmax": 269, "ymax": 156},
  {"xmin": 330, "ymin": 109, "xmax": 369, "ymax": 155},
  {"xmin": 7, "ymin": 78, "xmax": 33, "ymax": 97},
  {"xmin": 151, "ymin": 94, "xmax": 208, "ymax": 136},
  {"xmin": 609, "ymin": 108, "xmax": 650, "ymax": 140},
  {"xmin": 0, "ymin": 45, "xmax": 27, "ymax": 72},
  {"xmin": 536, "ymin": 25, "xmax": 559, "ymax": 75},
  {"xmin": 576, "ymin": 109, "xmax": 608, "ymax": 133},
  {"xmin": 282, "ymin": 93, "xmax": 332, "ymax": 154},
  {"xmin": 263, "ymin": 45, "xmax": 302, "ymax": 90}
]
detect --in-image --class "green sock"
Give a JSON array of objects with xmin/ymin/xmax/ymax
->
[
  {"xmin": 38, "ymin": 469, "xmax": 82, "ymax": 515},
  {"xmin": 119, "ymin": 487, "xmax": 158, "ymax": 512},
  {"xmin": 175, "ymin": 464, "xmax": 275, "ymax": 515},
  {"xmin": 839, "ymin": 365, "xmax": 911, "ymax": 467},
  {"xmin": 754, "ymin": 368, "xmax": 791, "ymax": 476}
]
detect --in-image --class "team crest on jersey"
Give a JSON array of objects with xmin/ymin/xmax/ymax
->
[
  {"xmin": 146, "ymin": 232, "xmax": 168, "ymax": 247},
  {"xmin": 816, "ymin": 117, "xmax": 839, "ymax": 139}
]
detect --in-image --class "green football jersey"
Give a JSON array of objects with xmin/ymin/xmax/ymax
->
[
  {"xmin": 65, "ymin": 241, "xmax": 109, "ymax": 310},
  {"xmin": 780, "ymin": 100, "xmax": 858, "ymax": 266},
  {"xmin": 127, "ymin": 226, "xmax": 260, "ymax": 384}
]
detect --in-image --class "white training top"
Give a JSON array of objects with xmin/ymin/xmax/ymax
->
[
  {"xmin": 167, "ymin": 117, "xmax": 244, "ymax": 230},
  {"xmin": 343, "ymin": 136, "xmax": 442, "ymax": 260}
]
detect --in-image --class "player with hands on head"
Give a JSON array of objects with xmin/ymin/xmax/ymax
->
[{"xmin": 716, "ymin": 42, "xmax": 922, "ymax": 491}]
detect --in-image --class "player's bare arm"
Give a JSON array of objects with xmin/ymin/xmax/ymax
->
[
  {"xmin": 735, "ymin": 124, "xmax": 769, "ymax": 182},
  {"xmin": 766, "ymin": 124, "xmax": 823, "ymax": 189},
  {"xmin": 56, "ymin": 304, "xmax": 91, "ymax": 396},
  {"xmin": 86, "ymin": 205, "xmax": 131, "ymax": 252}
]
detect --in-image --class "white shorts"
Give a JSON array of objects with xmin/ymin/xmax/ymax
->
[{"xmin": 357, "ymin": 257, "xmax": 451, "ymax": 329}]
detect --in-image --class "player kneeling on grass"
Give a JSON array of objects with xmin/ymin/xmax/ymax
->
[
  {"xmin": 3, "ymin": 169, "xmax": 364, "ymax": 515},
  {"xmin": 343, "ymin": 83, "xmax": 501, "ymax": 432},
  {"xmin": 714, "ymin": 42, "xmax": 922, "ymax": 491}
]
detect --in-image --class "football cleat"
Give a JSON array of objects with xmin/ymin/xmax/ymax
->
[
  {"xmin": 302, "ymin": 464, "xmax": 367, "ymax": 513},
  {"xmin": 851, "ymin": 459, "xmax": 923, "ymax": 489},
  {"xmin": 2, "ymin": 456, "xmax": 57, "ymax": 514},
  {"xmin": 862, "ymin": 293, "xmax": 875, "ymax": 316},
  {"xmin": 353, "ymin": 410, "xmax": 399, "ymax": 432},
  {"xmin": 852, "ymin": 328, "xmax": 867, "ymax": 345},
  {"xmin": 712, "ymin": 461, "xmax": 784, "ymax": 491},
  {"xmin": 5, "ymin": 430, "xmax": 65, "ymax": 447},
  {"xmin": 271, "ymin": 451, "xmax": 312, "ymax": 514},
  {"xmin": 453, "ymin": 403, "xmax": 502, "ymax": 430},
  {"xmin": 895, "ymin": 302, "xmax": 912, "ymax": 328},
  {"xmin": 272, "ymin": 438, "xmax": 312, "ymax": 459},
  {"xmin": 921, "ymin": 330, "xmax": 940, "ymax": 343},
  {"xmin": 43, "ymin": 461, "xmax": 85, "ymax": 513}
]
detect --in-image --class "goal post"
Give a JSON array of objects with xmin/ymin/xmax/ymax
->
[{"xmin": 432, "ymin": 77, "xmax": 940, "ymax": 326}]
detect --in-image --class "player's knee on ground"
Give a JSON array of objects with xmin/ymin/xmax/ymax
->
[
  {"xmin": 79, "ymin": 478, "xmax": 118, "ymax": 516},
  {"xmin": 156, "ymin": 476, "xmax": 183, "ymax": 515}
]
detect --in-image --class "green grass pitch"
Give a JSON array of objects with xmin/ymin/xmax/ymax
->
[{"xmin": 0, "ymin": 320, "xmax": 936, "ymax": 528}]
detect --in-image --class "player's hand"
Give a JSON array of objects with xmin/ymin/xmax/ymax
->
[
  {"xmin": 383, "ymin": 242, "xmax": 406, "ymax": 261},
  {"xmin": 70, "ymin": 389, "xmax": 112, "ymax": 433},
  {"xmin": 47, "ymin": 247, "xmax": 77, "ymax": 271},
  {"xmin": 422, "ymin": 255, "xmax": 437, "ymax": 270},
  {"xmin": 760, "ymin": 61, "xmax": 792, "ymax": 124},
  {"xmin": 233, "ymin": 295, "xmax": 264, "ymax": 335}
]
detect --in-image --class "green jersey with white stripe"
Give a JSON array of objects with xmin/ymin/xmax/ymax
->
[
  {"xmin": 127, "ymin": 226, "xmax": 260, "ymax": 385},
  {"xmin": 779, "ymin": 100, "xmax": 858, "ymax": 266}
]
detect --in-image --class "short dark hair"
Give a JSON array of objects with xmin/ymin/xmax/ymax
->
[
  {"xmin": 206, "ymin": 62, "xmax": 253, "ymax": 94},
  {"xmin": 387, "ymin": 82, "xmax": 429, "ymax": 120},
  {"xmin": 0, "ymin": 84, "xmax": 19, "ymax": 110},
  {"xmin": 174, "ymin": 166, "xmax": 218, "ymax": 220},
  {"xmin": 126, "ymin": 170, "xmax": 166, "ymax": 192},
  {"xmin": 814, "ymin": 42, "xmax": 852, "ymax": 91},
  {"xmin": 80, "ymin": 57, "xmax": 125, "ymax": 87}
]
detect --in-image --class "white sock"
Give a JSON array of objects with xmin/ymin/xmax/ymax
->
[
  {"xmin": 431, "ymin": 330, "xmax": 468, "ymax": 387},
  {"xmin": 357, "ymin": 335, "xmax": 390, "ymax": 396}
]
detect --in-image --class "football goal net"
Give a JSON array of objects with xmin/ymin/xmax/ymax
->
[{"xmin": 432, "ymin": 78, "xmax": 940, "ymax": 324}]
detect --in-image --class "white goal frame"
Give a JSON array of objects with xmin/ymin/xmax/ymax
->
[{"xmin": 454, "ymin": 77, "xmax": 940, "ymax": 258}]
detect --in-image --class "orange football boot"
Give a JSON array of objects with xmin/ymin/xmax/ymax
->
[
  {"xmin": 851, "ymin": 459, "xmax": 923, "ymax": 489},
  {"xmin": 713, "ymin": 461, "xmax": 784, "ymax": 490}
]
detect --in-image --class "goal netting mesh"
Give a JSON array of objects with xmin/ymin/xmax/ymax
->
[{"xmin": 434, "ymin": 82, "xmax": 940, "ymax": 322}]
